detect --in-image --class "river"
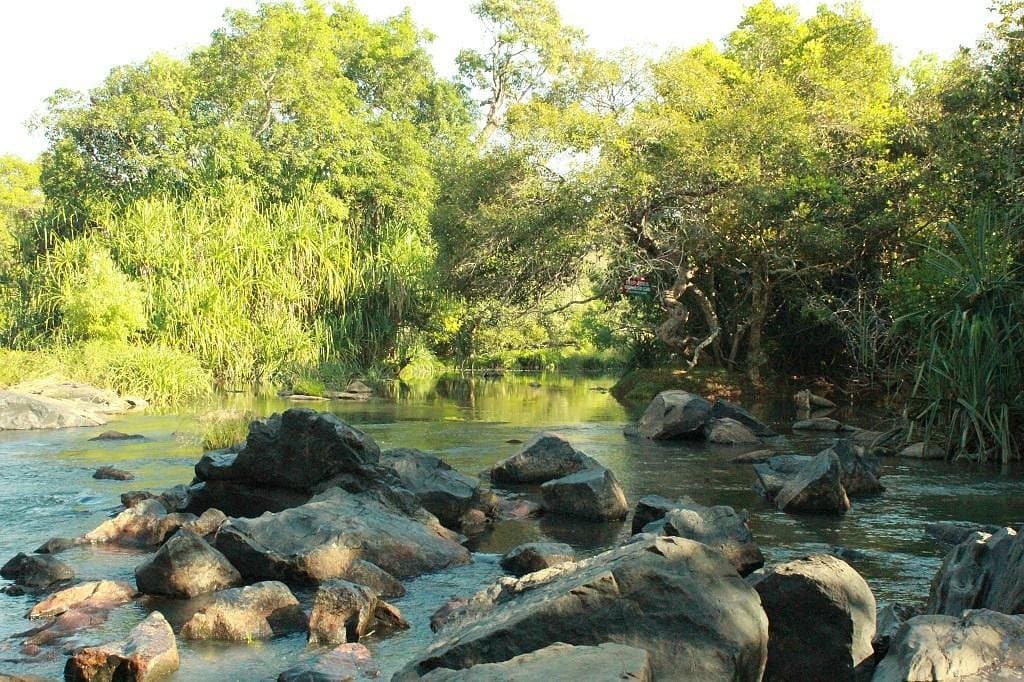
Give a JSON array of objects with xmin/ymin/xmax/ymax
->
[{"xmin": 1, "ymin": 373, "xmax": 1022, "ymax": 679}]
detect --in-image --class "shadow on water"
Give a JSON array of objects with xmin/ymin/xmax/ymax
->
[{"xmin": 0, "ymin": 371, "xmax": 1022, "ymax": 679}]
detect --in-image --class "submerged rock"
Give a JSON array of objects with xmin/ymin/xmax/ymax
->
[
  {"xmin": 180, "ymin": 581, "xmax": 307, "ymax": 641},
  {"xmin": 632, "ymin": 390, "xmax": 713, "ymax": 440},
  {"xmin": 92, "ymin": 466, "xmax": 135, "ymax": 481},
  {"xmin": 753, "ymin": 554, "xmax": 876, "ymax": 681},
  {"xmin": 499, "ymin": 543, "xmax": 576, "ymax": 577},
  {"xmin": 394, "ymin": 535, "xmax": 768, "ymax": 681},
  {"xmin": 792, "ymin": 417, "xmax": 851, "ymax": 432},
  {"xmin": 89, "ymin": 430, "xmax": 144, "ymax": 442},
  {"xmin": 134, "ymin": 530, "xmax": 242, "ymax": 598},
  {"xmin": 308, "ymin": 580, "xmax": 408, "ymax": 645},
  {"xmin": 489, "ymin": 432, "xmax": 596, "ymax": 484},
  {"xmin": 0, "ymin": 390, "xmax": 107, "ymax": 431},
  {"xmin": 927, "ymin": 526, "xmax": 1024, "ymax": 616},
  {"xmin": 706, "ymin": 418, "xmax": 760, "ymax": 445},
  {"xmin": 277, "ymin": 643, "xmax": 379, "ymax": 682},
  {"xmin": 540, "ymin": 467, "xmax": 629, "ymax": 521},
  {"xmin": 659, "ymin": 501, "xmax": 764, "ymax": 576},
  {"xmin": 418, "ymin": 642, "xmax": 652, "ymax": 681},
  {"xmin": 28, "ymin": 580, "xmax": 136, "ymax": 619},
  {"xmin": 925, "ymin": 520, "xmax": 1003, "ymax": 546},
  {"xmin": 1, "ymin": 552, "xmax": 74, "ymax": 588},
  {"xmin": 64, "ymin": 611, "xmax": 178, "ymax": 682},
  {"xmin": 774, "ymin": 452, "xmax": 851, "ymax": 516}
]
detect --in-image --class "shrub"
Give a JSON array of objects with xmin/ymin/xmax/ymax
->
[{"xmin": 199, "ymin": 409, "xmax": 255, "ymax": 450}]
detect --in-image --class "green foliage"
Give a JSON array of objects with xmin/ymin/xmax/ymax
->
[
  {"xmin": 291, "ymin": 375, "xmax": 327, "ymax": 397},
  {"xmin": 199, "ymin": 409, "xmax": 256, "ymax": 450}
]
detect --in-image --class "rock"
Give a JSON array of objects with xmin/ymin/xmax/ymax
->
[
  {"xmin": 89, "ymin": 431, "xmax": 144, "ymax": 441},
  {"xmin": 28, "ymin": 580, "xmax": 136, "ymax": 619},
  {"xmin": 34, "ymin": 537, "xmax": 81, "ymax": 554},
  {"xmin": 899, "ymin": 442, "xmax": 945, "ymax": 459},
  {"xmin": 430, "ymin": 596, "xmax": 470, "ymax": 633},
  {"xmin": 489, "ymin": 432, "xmax": 597, "ymax": 484},
  {"xmin": 774, "ymin": 451, "xmax": 851, "ymax": 515},
  {"xmin": 706, "ymin": 418, "xmax": 760, "ymax": 445},
  {"xmin": 0, "ymin": 390, "xmax": 107, "ymax": 430},
  {"xmin": 340, "ymin": 559, "xmax": 406, "ymax": 599},
  {"xmin": 794, "ymin": 389, "xmax": 836, "ymax": 410},
  {"xmin": 382, "ymin": 449, "xmax": 483, "ymax": 528},
  {"xmin": 630, "ymin": 494, "xmax": 688, "ymax": 534},
  {"xmin": 134, "ymin": 530, "xmax": 242, "ymax": 598},
  {"xmin": 494, "ymin": 496, "xmax": 542, "ymax": 521},
  {"xmin": 792, "ymin": 417, "xmax": 851, "ymax": 432},
  {"xmin": 710, "ymin": 399, "xmax": 775, "ymax": 437},
  {"xmin": 752, "ymin": 454, "xmax": 813, "ymax": 501},
  {"xmin": 15, "ymin": 379, "xmax": 133, "ymax": 415},
  {"xmin": 872, "ymin": 602, "xmax": 920, "ymax": 660},
  {"xmin": 500, "ymin": 543, "xmax": 576, "ymax": 576},
  {"xmin": 180, "ymin": 581, "xmax": 308, "ymax": 641},
  {"xmin": 659, "ymin": 501, "xmax": 764, "ymax": 576},
  {"xmin": 829, "ymin": 440, "xmax": 885, "ymax": 496},
  {"xmin": 64, "ymin": 611, "xmax": 178, "ymax": 682},
  {"xmin": 92, "ymin": 466, "xmax": 135, "ymax": 481},
  {"xmin": 730, "ymin": 449, "xmax": 780, "ymax": 464},
  {"xmin": 927, "ymin": 526, "xmax": 1024, "ymax": 616},
  {"xmin": 753, "ymin": 554, "xmax": 876, "ymax": 680},
  {"xmin": 540, "ymin": 467, "xmax": 629, "ymax": 521},
  {"xmin": 120, "ymin": 491, "xmax": 156, "ymax": 509},
  {"xmin": 215, "ymin": 487, "xmax": 470, "ymax": 584},
  {"xmin": 418, "ymin": 642, "xmax": 653, "ymax": 681},
  {"xmin": 82, "ymin": 499, "xmax": 196, "ymax": 547},
  {"xmin": 633, "ymin": 390, "xmax": 713, "ymax": 440},
  {"xmin": 925, "ymin": 520, "xmax": 1003, "ymax": 546},
  {"xmin": 181, "ymin": 508, "xmax": 228, "ymax": 538},
  {"xmin": 393, "ymin": 535, "xmax": 768, "ymax": 681},
  {"xmin": 308, "ymin": 579, "xmax": 408, "ymax": 645},
  {"xmin": 0, "ymin": 552, "xmax": 74, "ymax": 588},
  {"xmin": 183, "ymin": 480, "xmax": 310, "ymax": 519},
  {"xmin": 848, "ymin": 429, "xmax": 885, "ymax": 446},
  {"xmin": 277, "ymin": 643, "xmax": 380, "ymax": 682},
  {"xmin": 872, "ymin": 609, "xmax": 1024, "ymax": 681}
]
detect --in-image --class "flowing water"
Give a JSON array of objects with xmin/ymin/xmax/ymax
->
[{"xmin": 1, "ymin": 373, "xmax": 1022, "ymax": 680}]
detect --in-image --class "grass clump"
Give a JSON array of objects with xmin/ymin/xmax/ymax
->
[{"xmin": 199, "ymin": 409, "xmax": 256, "ymax": 451}]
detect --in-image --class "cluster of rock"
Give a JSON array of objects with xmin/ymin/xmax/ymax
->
[
  {"xmin": 625, "ymin": 390, "xmax": 775, "ymax": 444},
  {"xmin": 281, "ymin": 379, "xmax": 376, "ymax": 402},
  {"xmin": 0, "ymin": 380, "xmax": 146, "ymax": 431}
]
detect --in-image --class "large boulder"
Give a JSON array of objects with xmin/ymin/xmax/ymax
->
[
  {"xmin": 82, "ymin": 499, "xmax": 196, "ymax": 548},
  {"xmin": 927, "ymin": 527, "xmax": 1024, "ymax": 616},
  {"xmin": 418, "ymin": 642, "xmax": 652, "ymax": 681},
  {"xmin": 134, "ymin": 530, "xmax": 242, "ymax": 598},
  {"xmin": 215, "ymin": 487, "xmax": 470, "ymax": 585},
  {"xmin": 540, "ymin": 467, "xmax": 629, "ymax": 521},
  {"xmin": 873, "ymin": 609, "xmax": 1024, "ymax": 681},
  {"xmin": 774, "ymin": 451, "xmax": 851, "ymax": 515},
  {"xmin": 706, "ymin": 418, "xmax": 760, "ymax": 445},
  {"xmin": 308, "ymin": 580, "xmax": 408, "ymax": 645},
  {"xmin": 64, "ymin": 611, "xmax": 178, "ymax": 682},
  {"xmin": 277, "ymin": 643, "xmax": 379, "ymax": 682},
  {"xmin": 180, "ymin": 581, "xmax": 308, "ymax": 641},
  {"xmin": 382, "ymin": 449, "xmax": 485, "ymax": 528},
  {"xmin": 14, "ymin": 379, "xmax": 134, "ymax": 415},
  {"xmin": 710, "ymin": 399, "xmax": 775, "ymax": 437},
  {"xmin": 829, "ymin": 440, "xmax": 885, "ymax": 496},
  {"xmin": 633, "ymin": 390, "xmax": 712, "ymax": 440},
  {"xmin": 393, "ymin": 535, "xmax": 768, "ymax": 681},
  {"xmin": 489, "ymin": 432, "xmax": 597, "ymax": 484},
  {"xmin": 659, "ymin": 501, "xmax": 764, "ymax": 576},
  {"xmin": 0, "ymin": 390, "xmax": 107, "ymax": 431},
  {"xmin": 753, "ymin": 455, "xmax": 812, "ymax": 501},
  {"xmin": 753, "ymin": 555, "xmax": 876, "ymax": 681},
  {"xmin": 499, "ymin": 543, "xmax": 576, "ymax": 577},
  {"xmin": 1, "ymin": 552, "xmax": 73, "ymax": 588}
]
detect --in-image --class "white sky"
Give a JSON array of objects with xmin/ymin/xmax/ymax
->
[{"xmin": 0, "ymin": 1, "xmax": 994, "ymax": 159}]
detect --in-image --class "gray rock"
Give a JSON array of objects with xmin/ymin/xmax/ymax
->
[
  {"xmin": 500, "ymin": 543, "xmax": 576, "ymax": 576},
  {"xmin": 829, "ymin": 440, "xmax": 885, "ymax": 496},
  {"xmin": 872, "ymin": 609, "xmax": 1024, "ymax": 681},
  {"xmin": 925, "ymin": 520, "xmax": 1004, "ymax": 546},
  {"xmin": 899, "ymin": 441, "xmax": 946, "ymax": 459},
  {"xmin": 927, "ymin": 527, "xmax": 1024, "ymax": 616},
  {"xmin": 540, "ymin": 467, "xmax": 629, "ymax": 521},
  {"xmin": 0, "ymin": 389, "xmax": 107, "ymax": 430},
  {"xmin": 82, "ymin": 499, "xmax": 196, "ymax": 547},
  {"xmin": 64, "ymin": 611, "xmax": 178, "ymax": 682},
  {"xmin": 660, "ymin": 501, "xmax": 764, "ymax": 576},
  {"xmin": 393, "ymin": 535, "xmax": 768, "ymax": 681},
  {"xmin": 0, "ymin": 552, "xmax": 74, "ymax": 588},
  {"xmin": 710, "ymin": 399, "xmax": 775, "ymax": 437},
  {"xmin": 33, "ymin": 537, "xmax": 81, "ymax": 554},
  {"xmin": 872, "ymin": 602, "xmax": 920, "ymax": 660},
  {"xmin": 89, "ymin": 430, "xmax": 144, "ymax": 441},
  {"xmin": 752, "ymin": 455, "xmax": 813, "ymax": 501},
  {"xmin": 792, "ymin": 417, "xmax": 851, "ymax": 432},
  {"xmin": 92, "ymin": 466, "xmax": 135, "ymax": 481},
  {"xmin": 308, "ymin": 579, "xmax": 408, "ymax": 645},
  {"xmin": 14, "ymin": 380, "xmax": 133, "ymax": 415},
  {"xmin": 774, "ymin": 452, "xmax": 851, "ymax": 515},
  {"xmin": 382, "ymin": 448, "xmax": 484, "ymax": 528},
  {"xmin": 135, "ymin": 529, "xmax": 242, "ymax": 598},
  {"xmin": 706, "ymin": 418, "xmax": 760, "ymax": 445},
  {"xmin": 418, "ymin": 642, "xmax": 652, "ymax": 681},
  {"xmin": 753, "ymin": 554, "xmax": 876, "ymax": 681},
  {"xmin": 277, "ymin": 643, "xmax": 379, "ymax": 682},
  {"xmin": 630, "ymin": 494, "xmax": 688, "ymax": 535},
  {"xmin": 180, "ymin": 581, "xmax": 308, "ymax": 641},
  {"xmin": 489, "ymin": 432, "xmax": 597, "ymax": 484},
  {"xmin": 634, "ymin": 390, "xmax": 713, "ymax": 440},
  {"xmin": 215, "ymin": 487, "xmax": 470, "ymax": 584}
]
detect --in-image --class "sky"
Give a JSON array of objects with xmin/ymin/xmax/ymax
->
[{"xmin": 0, "ymin": 0, "xmax": 995, "ymax": 159}]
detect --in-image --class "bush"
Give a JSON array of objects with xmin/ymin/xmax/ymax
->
[{"xmin": 199, "ymin": 409, "xmax": 255, "ymax": 450}]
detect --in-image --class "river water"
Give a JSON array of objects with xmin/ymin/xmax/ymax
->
[{"xmin": 1, "ymin": 373, "xmax": 1022, "ymax": 680}]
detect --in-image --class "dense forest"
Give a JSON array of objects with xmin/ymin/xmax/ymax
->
[{"xmin": 1, "ymin": 0, "xmax": 1022, "ymax": 460}]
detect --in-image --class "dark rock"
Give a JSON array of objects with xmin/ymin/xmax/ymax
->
[
  {"xmin": 64, "ymin": 611, "xmax": 178, "ymax": 682},
  {"xmin": 89, "ymin": 431, "xmax": 144, "ymax": 442},
  {"xmin": 632, "ymin": 390, "xmax": 713, "ymax": 440},
  {"xmin": 630, "ymin": 494, "xmax": 687, "ymax": 534},
  {"xmin": 382, "ymin": 448, "xmax": 483, "ymax": 528},
  {"xmin": 135, "ymin": 530, "xmax": 242, "ymax": 598},
  {"xmin": 489, "ymin": 432, "xmax": 597, "ymax": 484},
  {"xmin": 730, "ymin": 449, "xmax": 782, "ymax": 464},
  {"xmin": 660, "ymin": 501, "xmax": 764, "ymax": 576},
  {"xmin": 873, "ymin": 609, "xmax": 1024, "ymax": 681},
  {"xmin": 1, "ymin": 552, "xmax": 74, "ymax": 588},
  {"xmin": 752, "ymin": 554, "xmax": 876, "ymax": 681},
  {"xmin": 180, "ymin": 581, "xmax": 308, "ymax": 641},
  {"xmin": 706, "ymin": 418, "xmax": 760, "ymax": 445},
  {"xmin": 793, "ymin": 389, "xmax": 836, "ymax": 410},
  {"xmin": 92, "ymin": 466, "xmax": 135, "ymax": 481},
  {"xmin": 308, "ymin": 580, "xmax": 407, "ymax": 645},
  {"xmin": 872, "ymin": 602, "xmax": 921, "ymax": 660},
  {"xmin": 183, "ymin": 480, "xmax": 310, "ymax": 518},
  {"xmin": 82, "ymin": 499, "xmax": 196, "ymax": 547},
  {"xmin": 28, "ymin": 580, "xmax": 136, "ymax": 619},
  {"xmin": 792, "ymin": 417, "xmax": 851, "ymax": 432},
  {"xmin": 927, "ymin": 526, "xmax": 1024, "ymax": 616},
  {"xmin": 925, "ymin": 520, "xmax": 1004, "ymax": 546},
  {"xmin": 540, "ymin": 467, "xmax": 629, "ymax": 521},
  {"xmin": 34, "ymin": 537, "xmax": 80, "ymax": 554},
  {"xmin": 393, "ymin": 535, "xmax": 768, "ymax": 681},
  {"xmin": 430, "ymin": 596, "xmax": 470, "ymax": 633},
  {"xmin": 120, "ymin": 491, "xmax": 156, "ymax": 509},
  {"xmin": 500, "ymin": 543, "xmax": 575, "ymax": 576},
  {"xmin": 417, "ymin": 642, "xmax": 652, "ymax": 681},
  {"xmin": 829, "ymin": 440, "xmax": 885, "ymax": 496},
  {"xmin": 710, "ymin": 399, "xmax": 775, "ymax": 437},
  {"xmin": 775, "ymin": 451, "xmax": 851, "ymax": 515},
  {"xmin": 277, "ymin": 643, "xmax": 379, "ymax": 682},
  {"xmin": 752, "ymin": 454, "xmax": 812, "ymax": 500}
]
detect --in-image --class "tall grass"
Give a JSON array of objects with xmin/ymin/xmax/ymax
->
[{"xmin": 199, "ymin": 409, "xmax": 255, "ymax": 450}]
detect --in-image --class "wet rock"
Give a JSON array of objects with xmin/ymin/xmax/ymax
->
[
  {"xmin": 706, "ymin": 418, "xmax": 760, "ymax": 445},
  {"xmin": 89, "ymin": 431, "xmax": 144, "ymax": 442},
  {"xmin": 925, "ymin": 520, "xmax": 1003, "ymax": 546},
  {"xmin": 753, "ymin": 554, "xmax": 876, "ymax": 681},
  {"xmin": 393, "ymin": 535, "xmax": 768, "ymax": 681},
  {"xmin": 710, "ymin": 399, "xmax": 775, "ymax": 437},
  {"xmin": 872, "ymin": 609, "xmax": 1024, "ymax": 681},
  {"xmin": 0, "ymin": 389, "xmax": 107, "ymax": 431},
  {"xmin": 493, "ymin": 494, "xmax": 542, "ymax": 521},
  {"xmin": 135, "ymin": 530, "xmax": 242, "ymax": 598},
  {"xmin": 500, "ymin": 543, "xmax": 575, "ymax": 577},
  {"xmin": 659, "ymin": 501, "xmax": 764, "ymax": 576},
  {"xmin": 92, "ymin": 466, "xmax": 135, "ymax": 481},
  {"xmin": 927, "ymin": 526, "xmax": 1024, "ymax": 616},
  {"xmin": 1, "ymin": 552, "xmax": 74, "ymax": 588},
  {"xmin": 540, "ymin": 467, "xmax": 629, "ymax": 521},
  {"xmin": 489, "ymin": 432, "xmax": 597, "ymax": 484},
  {"xmin": 632, "ymin": 390, "xmax": 713, "ymax": 440},
  {"xmin": 28, "ymin": 580, "xmax": 136, "ymax": 619},
  {"xmin": 418, "ymin": 642, "xmax": 652, "ymax": 681},
  {"xmin": 872, "ymin": 602, "xmax": 920, "ymax": 660},
  {"xmin": 180, "ymin": 581, "xmax": 308, "ymax": 641},
  {"xmin": 308, "ymin": 579, "xmax": 408, "ymax": 645},
  {"xmin": 215, "ymin": 487, "xmax": 470, "ymax": 584},
  {"xmin": 64, "ymin": 611, "xmax": 178, "ymax": 682},
  {"xmin": 382, "ymin": 449, "xmax": 484, "ymax": 528},
  {"xmin": 775, "ymin": 451, "xmax": 851, "ymax": 515},
  {"xmin": 899, "ymin": 442, "xmax": 945, "ymax": 459},
  {"xmin": 630, "ymin": 494, "xmax": 688, "ymax": 534},
  {"xmin": 792, "ymin": 417, "xmax": 851, "ymax": 432},
  {"xmin": 82, "ymin": 499, "xmax": 196, "ymax": 548},
  {"xmin": 277, "ymin": 643, "xmax": 379, "ymax": 682},
  {"xmin": 34, "ymin": 537, "xmax": 80, "ymax": 554}
]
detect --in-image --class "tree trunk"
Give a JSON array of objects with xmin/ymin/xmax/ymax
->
[{"xmin": 746, "ymin": 266, "xmax": 770, "ymax": 385}]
